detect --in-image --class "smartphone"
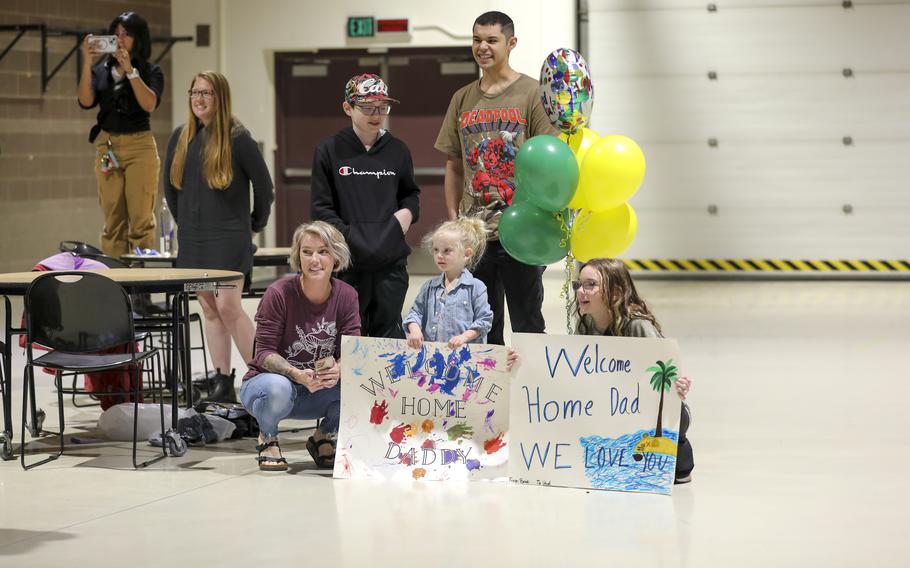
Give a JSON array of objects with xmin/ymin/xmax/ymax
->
[
  {"xmin": 89, "ymin": 35, "xmax": 118, "ymax": 53},
  {"xmin": 315, "ymin": 356, "xmax": 335, "ymax": 372}
]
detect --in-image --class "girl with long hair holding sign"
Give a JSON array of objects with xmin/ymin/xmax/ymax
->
[{"xmin": 573, "ymin": 258, "xmax": 695, "ymax": 483}]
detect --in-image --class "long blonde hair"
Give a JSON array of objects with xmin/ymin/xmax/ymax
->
[
  {"xmin": 169, "ymin": 71, "xmax": 236, "ymax": 190},
  {"xmin": 422, "ymin": 217, "xmax": 488, "ymax": 270},
  {"xmin": 573, "ymin": 258, "xmax": 662, "ymax": 337}
]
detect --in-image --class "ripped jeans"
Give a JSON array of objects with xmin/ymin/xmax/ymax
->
[{"xmin": 239, "ymin": 373, "xmax": 340, "ymax": 438}]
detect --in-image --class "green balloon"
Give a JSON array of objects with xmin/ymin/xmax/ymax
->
[
  {"xmin": 498, "ymin": 202, "xmax": 569, "ymax": 266},
  {"xmin": 514, "ymin": 135, "xmax": 579, "ymax": 212},
  {"xmin": 511, "ymin": 187, "xmax": 529, "ymax": 204}
]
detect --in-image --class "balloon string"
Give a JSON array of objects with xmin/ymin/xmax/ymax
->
[
  {"xmin": 555, "ymin": 209, "xmax": 577, "ymax": 334},
  {"xmin": 557, "ymin": 210, "xmax": 571, "ymax": 249},
  {"xmin": 563, "ymin": 253, "xmax": 577, "ymax": 334}
]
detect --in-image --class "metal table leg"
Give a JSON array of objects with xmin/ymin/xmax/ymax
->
[{"xmin": 1, "ymin": 296, "xmax": 16, "ymax": 460}]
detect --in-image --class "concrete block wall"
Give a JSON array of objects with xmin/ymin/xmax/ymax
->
[{"xmin": 0, "ymin": 0, "xmax": 172, "ymax": 272}]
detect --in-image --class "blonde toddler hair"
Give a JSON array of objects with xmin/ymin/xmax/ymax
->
[{"xmin": 422, "ymin": 217, "xmax": 488, "ymax": 270}]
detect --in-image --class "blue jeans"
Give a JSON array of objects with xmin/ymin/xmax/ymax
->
[{"xmin": 239, "ymin": 373, "xmax": 340, "ymax": 438}]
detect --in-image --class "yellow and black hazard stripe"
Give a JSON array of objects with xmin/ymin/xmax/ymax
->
[{"xmin": 623, "ymin": 259, "xmax": 910, "ymax": 273}]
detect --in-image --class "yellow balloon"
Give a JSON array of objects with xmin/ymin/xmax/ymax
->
[
  {"xmin": 564, "ymin": 128, "xmax": 601, "ymax": 209},
  {"xmin": 570, "ymin": 204, "xmax": 638, "ymax": 261},
  {"xmin": 577, "ymin": 135, "xmax": 646, "ymax": 211}
]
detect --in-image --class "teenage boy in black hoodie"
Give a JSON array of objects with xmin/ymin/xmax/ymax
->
[{"xmin": 311, "ymin": 73, "xmax": 420, "ymax": 338}]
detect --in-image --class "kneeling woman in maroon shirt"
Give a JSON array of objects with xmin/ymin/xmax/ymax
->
[{"xmin": 241, "ymin": 221, "xmax": 361, "ymax": 471}]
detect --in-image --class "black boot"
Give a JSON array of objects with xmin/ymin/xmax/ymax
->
[
  {"xmin": 202, "ymin": 368, "xmax": 238, "ymax": 403},
  {"xmin": 192, "ymin": 369, "xmax": 218, "ymax": 391}
]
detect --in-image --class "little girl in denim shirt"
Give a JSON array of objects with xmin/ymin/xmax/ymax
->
[{"xmin": 404, "ymin": 217, "xmax": 493, "ymax": 349}]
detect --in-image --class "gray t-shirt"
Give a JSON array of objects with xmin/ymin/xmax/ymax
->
[
  {"xmin": 623, "ymin": 319, "xmax": 661, "ymax": 338},
  {"xmin": 577, "ymin": 316, "xmax": 662, "ymax": 338},
  {"xmin": 434, "ymin": 74, "xmax": 556, "ymax": 238}
]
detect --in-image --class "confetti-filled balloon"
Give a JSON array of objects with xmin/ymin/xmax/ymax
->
[{"xmin": 539, "ymin": 48, "xmax": 594, "ymax": 135}]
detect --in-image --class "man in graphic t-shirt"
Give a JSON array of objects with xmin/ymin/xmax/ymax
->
[{"xmin": 434, "ymin": 11, "xmax": 557, "ymax": 345}]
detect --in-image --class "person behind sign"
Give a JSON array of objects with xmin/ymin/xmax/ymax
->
[
  {"xmin": 434, "ymin": 11, "xmax": 557, "ymax": 346},
  {"xmin": 404, "ymin": 217, "xmax": 493, "ymax": 350},
  {"xmin": 310, "ymin": 73, "xmax": 420, "ymax": 340},
  {"xmin": 573, "ymin": 258, "xmax": 695, "ymax": 483},
  {"xmin": 240, "ymin": 221, "xmax": 361, "ymax": 471}
]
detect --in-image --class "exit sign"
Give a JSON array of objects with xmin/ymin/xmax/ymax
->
[{"xmin": 348, "ymin": 17, "xmax": 374, "ymax": 37}]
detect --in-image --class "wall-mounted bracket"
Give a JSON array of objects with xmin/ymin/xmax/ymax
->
[{"xmin": 0, "ymin": 24, "xmax": 191, "ymax": 93}]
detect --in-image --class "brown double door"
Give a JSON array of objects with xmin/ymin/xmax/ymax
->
[{"xmin": 274, "ymin": 48, "xmax": 478, "ymax": 251}]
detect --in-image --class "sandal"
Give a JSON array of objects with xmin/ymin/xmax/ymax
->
[
  {"xmin": 255, "ymin": 440, "xmax": 289, "ymax": 472},
  {"xmin": 306, "ymin": 436, "xmax": 335, "ymax": 469}
]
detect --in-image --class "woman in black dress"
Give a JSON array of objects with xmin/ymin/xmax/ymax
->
[{"xmin": 164, "ymin": 71, "xmax": 274, "ymax": 401}]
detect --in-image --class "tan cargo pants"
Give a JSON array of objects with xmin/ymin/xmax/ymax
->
[{"xmin": 94, "ymin": 130, "xmax": 160, "ymax": 258}]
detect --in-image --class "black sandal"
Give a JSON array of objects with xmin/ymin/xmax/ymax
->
[
  {"xmin": 256, "ymin": 440, "xmax": 289, "ymax": 471},
  {"xmin": 306, "ymin": 436, "xmax": 335, "ymax": 469}
]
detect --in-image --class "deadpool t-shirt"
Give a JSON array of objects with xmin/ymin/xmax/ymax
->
[{"xmin": 435, "ymin": 74, "xmax": 555, "ymax": 238}]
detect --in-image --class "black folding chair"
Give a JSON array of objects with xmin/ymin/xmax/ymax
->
[
  {"xmin": 38, "ymin": 253, "xmax": 162, "ymax": 408},
  {"xmin": 76, "ymin": 252, "xmax": 211, "ymax": 398},
  {"xmin": 21, "ymin": 272, "xmax": 167, "ymax": 469},
  {"xmin": 58, "ymin": 240, "xmax": 104, "ymax": 256}
]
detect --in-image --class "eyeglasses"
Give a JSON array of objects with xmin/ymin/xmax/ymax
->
[
  {"xmin": 571, "ymin": 280, "xmax": 599, "ymax": 293},
  {"xmin": 354, "ymin": 103, "xmax": 391, "ymax": 116},
  {"xmin": 188, "ymin": 89, "xmax": 215, "ymax": 99}
]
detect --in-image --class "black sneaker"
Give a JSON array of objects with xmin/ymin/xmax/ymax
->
[{"xmin": 674, "ymin": 474, "xmax": 692, "ymax": 485}]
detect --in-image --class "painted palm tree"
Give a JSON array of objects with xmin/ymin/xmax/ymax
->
[{"xmin": 645, "ymin": 359, "xmax": 678, "ymax": 438}]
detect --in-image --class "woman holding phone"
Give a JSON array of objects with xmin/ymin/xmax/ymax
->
[
  {"xmin": 78, "ymin": 11, "xmax": 164, "ymax": 258},
  {"xmin": 240, "ymin": 221, "xmax": 361, "ymax": 471}
]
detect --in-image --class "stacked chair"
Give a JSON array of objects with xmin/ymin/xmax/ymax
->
[{"xmin": 58, "ymin": 242, "xmax": 210, "ymax": 404}]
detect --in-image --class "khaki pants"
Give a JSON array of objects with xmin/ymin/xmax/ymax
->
[{"xmin": 94, "ymin": 130, "xmax": 160, "ymax": 258}]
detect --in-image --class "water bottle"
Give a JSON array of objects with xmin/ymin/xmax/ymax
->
[{"xmin": 159, "ymin": 200, "xmax": 178, "ymax": 256}]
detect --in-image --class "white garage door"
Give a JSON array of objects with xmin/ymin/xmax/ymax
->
[{"xmin": 583, "ymin": 0, "xmax": 910, "ymax": 268}]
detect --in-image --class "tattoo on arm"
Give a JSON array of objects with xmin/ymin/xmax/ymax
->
[{"xmin": 261, "ymin": 353, "xmax": 299, "ymax": 378}]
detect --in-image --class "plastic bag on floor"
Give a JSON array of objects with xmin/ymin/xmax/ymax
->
[
  {"xmin": 98, "ymin": 403, "xmax": 187, "ymax": 441},
  {"xmin": 98, "ymin": 403, "xmax": 237, "ymax": 444},
  {"xmin": 203, "ymin": 413, "xmax": 236, "ymax": 441},
  {"xmin": 195, "ymin": 402, "xmax": 259, "ymax": 439},
  {"xmin": 178, "ymin": 412, "xmax": 236, "ymax": 444}
]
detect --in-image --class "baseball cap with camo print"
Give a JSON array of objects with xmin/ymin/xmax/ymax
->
[{"xmin": 344, "ymin": 73, "xmax": 400, "ymax": 105}]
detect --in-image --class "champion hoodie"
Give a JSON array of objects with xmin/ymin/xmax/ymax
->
[{"xmin": 311, "ymin": 127, "xmax": 421, "ymax": 271}]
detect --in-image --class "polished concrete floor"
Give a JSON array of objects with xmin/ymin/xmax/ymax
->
[{"xmin": 1, "ymin": 275, "xmax": 909, "ymax": 567}]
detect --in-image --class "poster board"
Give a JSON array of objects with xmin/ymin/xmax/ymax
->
[
  {"xmin": 509, "ymin": 333, "xmax": 682, "ymax": 494},
  {"xmin": 334, "ymin": 336, "xmax": 512, "ymax": 481}
]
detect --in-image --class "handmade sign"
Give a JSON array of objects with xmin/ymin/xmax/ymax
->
[
  {"xmin": 509, "ymin": 333, "xmax": 682, "ymax": 495},
  {"xmin": 334, "ymin": 336, "xmax": 512, "ymax": 481}
]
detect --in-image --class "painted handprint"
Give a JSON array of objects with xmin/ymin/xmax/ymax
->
[
  {"xmin": 446, "ymin": 422, "xmax": 474, "ymax": 441},
  {"xmin": 390, "ymin": 423, "xmax": 410, "ymax": 444},
  {"xmin": 369, "ymin": 400, "xmax": 389, "ymax": 425},
  {"xmin": 484, "ymin": 432, "xmax": 506, "ymax": 454}
]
